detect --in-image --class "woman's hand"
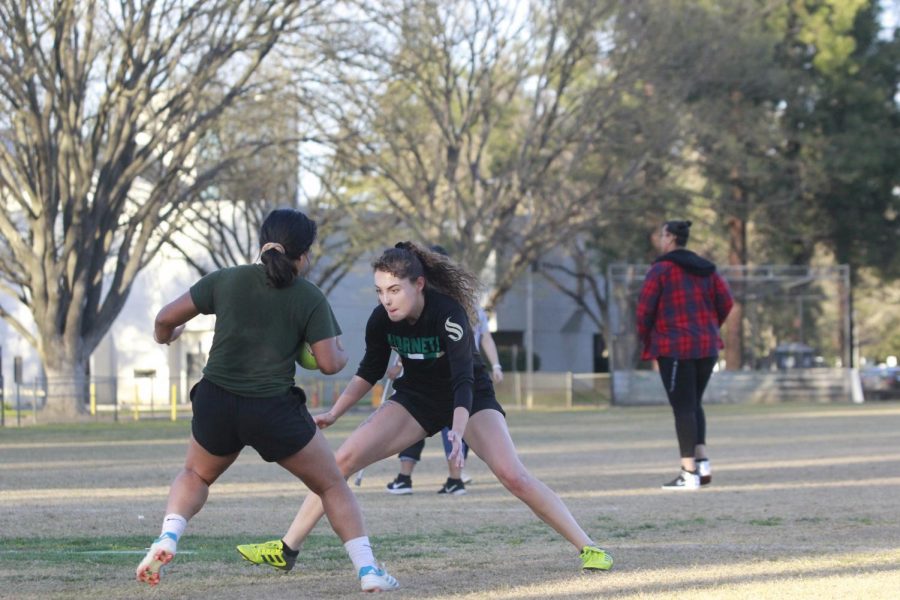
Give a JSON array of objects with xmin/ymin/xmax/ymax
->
[
  {"xmin": 386, "ymin": 363, "xmax": 403, "ymax": 380},
  {"xmin": 445, "ymin": 429, "xmax": 465, "ymax": 469},
  {"xmin": 314, "ymin": 411, "xmax": 337, "ymax": 429},
  {"xmin": 154, "ymin": 324, "xmax": 185, "ymax": 345}
]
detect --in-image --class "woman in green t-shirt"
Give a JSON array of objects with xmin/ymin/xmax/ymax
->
[{"xmin": 136, "ymin": 209, "xmax": 399, "ymax": 593}]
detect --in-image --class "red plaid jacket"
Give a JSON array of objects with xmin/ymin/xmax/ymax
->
[{"xmin": 636, "ymin": 250, "xmax": 733, "ymax": 360}]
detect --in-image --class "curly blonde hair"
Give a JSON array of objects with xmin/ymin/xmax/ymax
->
[{"xmin": 372, "ymin": 242, "xmax": 482, "ymax": 327}]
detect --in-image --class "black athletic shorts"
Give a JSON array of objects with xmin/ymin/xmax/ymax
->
[
  {"xmin": 391, "ymin": 385, "xmax": 505, "ymax": 436},
  {"xmin": 190, "ymin": 377, "xmax": 317, "ymax": 462}
]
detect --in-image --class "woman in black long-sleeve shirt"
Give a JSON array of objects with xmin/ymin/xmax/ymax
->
[{"xmin": 237, "ymin": 242, "xmax": 614, "ymax": 573}]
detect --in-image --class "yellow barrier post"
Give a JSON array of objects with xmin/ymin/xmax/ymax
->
[
  {"xmin": 170, "ymin": 384, "xmax": 178, "ymax": 421},
  {"xmin": 90, "ymin": 383, "xmax": 96, "ymax": 416},
  {"xmin": 371, "ymin": 383, "xmax": 383, "ymax": 408}
]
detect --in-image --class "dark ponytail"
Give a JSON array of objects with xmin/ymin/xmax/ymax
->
[
  {"xmin": 664, "ymin": 220, "xmax": 692, "ymax": 247},
  {"xmin": 258, "ymin": 209, "xmax": 318, "ymax": 288}
]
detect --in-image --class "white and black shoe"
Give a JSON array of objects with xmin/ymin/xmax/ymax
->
[
  {"xmin": 661, "ymin": 469, "xmax": 700, "ymax": 491},
  {"xmin": 696, "ymin": 459, "xmax": 712, "ymax": 486},
  {"xmin": 386, "ymin": 475, "xmax": 413, "ymax": 495},
  {"xmin": 437, "ymin": 478, "xmax": 466, "ymax": 495}
]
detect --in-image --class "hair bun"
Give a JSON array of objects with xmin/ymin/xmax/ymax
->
[
  {"xmin": 394, "ymin": 241, "xmax": 411, "ymax": 250},
  {"xmin": 685, "ymin": 220, "xmax": 692, "ymax": 227}
]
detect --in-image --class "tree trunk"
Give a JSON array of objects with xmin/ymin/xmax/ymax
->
[
  {"xmin": 41, "ymin": 357, "xmax": 90, "ymax": 422},
  {"xmin": 725, "ymin": 192, "xmax": 746, "ymax": 370}
]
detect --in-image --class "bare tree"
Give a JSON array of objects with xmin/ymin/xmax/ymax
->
[
  {"xmin": 0, "ymin": 0, "xmax": 319, "ymax": 417},
  {"xmin": 165, "ymin": 65, "xmax": 391, "ymax": 294},
  {"xmin": 297, "ymin": 0, "xmax": 683, "ymax": 306},
  {"xmin": 164, "ymin": 72, "xmax": 303, "ymax": 276}
]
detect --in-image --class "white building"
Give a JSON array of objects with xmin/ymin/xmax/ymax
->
[{"xmin": 1, "ymin": 238, "xmax": 606, "ymax": 413}]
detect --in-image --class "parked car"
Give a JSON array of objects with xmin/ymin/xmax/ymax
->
[
  {"xmin": 767, "ymin": 343, "xmax": 824, "ymax": 370},
  {"xmin": 861, "ymin": 366, "xmax": 900, "ymax": 400}
]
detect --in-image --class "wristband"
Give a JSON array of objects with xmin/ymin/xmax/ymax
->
[{"xmin": 492, "ymin": 364, "xmax": 502, "ymax": 370}]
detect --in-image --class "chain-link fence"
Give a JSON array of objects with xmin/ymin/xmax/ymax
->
[
  {"xmin": 607, "ymin": 264, "xmax": 857, "ymax": 405},
  {"xmin": 2, "ymin": 370, "xmax": 611, "ymax": 426},
  {"xmin": 0, "ymin": 374, "xmax": 363, "ymax": 426},
  {"xmin": 494, "ymin": 372, "xmax": 611, "ymax": 408}
]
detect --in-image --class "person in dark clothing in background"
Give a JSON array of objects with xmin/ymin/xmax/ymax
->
[{"xmin": 637, "ymin": 220, "xmax": 734, "ymax": 490}]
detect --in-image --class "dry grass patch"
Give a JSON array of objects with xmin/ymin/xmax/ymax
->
[{"xmin": 2, "ymin": 401, "xmax": 900, "ymax": 598}]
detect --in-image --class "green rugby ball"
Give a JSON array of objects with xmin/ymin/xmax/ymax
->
[{"xmin": 297, "ymin": 342, "xmax": 318, "ymax": 370}]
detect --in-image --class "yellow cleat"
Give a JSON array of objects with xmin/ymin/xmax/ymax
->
[
  {"xmin": 580, "ymin": 545, "xmax": 613, "ymax": 571},
  {"xmin": 236, "ymin": 539, "xmax": 297, "ymax": 572}
]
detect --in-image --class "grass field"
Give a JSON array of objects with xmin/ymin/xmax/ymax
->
[{"xmin": 2, "ymin": 401, "xmax": 900, "ymax": 599}]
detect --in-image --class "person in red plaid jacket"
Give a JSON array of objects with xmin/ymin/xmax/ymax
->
[{"xmin": 637, "ymin": 220, "xmax": 733, "ymax": 490}]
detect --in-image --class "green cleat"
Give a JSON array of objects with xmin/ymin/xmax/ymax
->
[
  {"xmin": 580, "ymin": 545, "xmax": 613, "ymax": 571},
  {"xmin": 236, "ymin": 539, "xmax": 297, "ymax": 572}
]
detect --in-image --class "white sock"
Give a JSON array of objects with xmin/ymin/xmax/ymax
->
[
  {"xmin": 160, "ymin": 513, "xmax": 187, "ymax": 542},
  {"xmin": 343, "ymin": 536, "xmax": 376, "ymax": 572}
]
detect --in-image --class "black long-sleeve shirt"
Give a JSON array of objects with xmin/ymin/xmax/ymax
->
[{"xmin": 356, "ymin": 289, "xmax": 491, "ymax": 413}]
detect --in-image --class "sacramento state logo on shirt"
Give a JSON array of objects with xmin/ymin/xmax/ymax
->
[
  {"xmin": 444, "ymin": 317, "xmax": 464, "ymax": 341},
  {"xmin": 387, "ymin": 333, "xmax": 444, "ymax": 359}
]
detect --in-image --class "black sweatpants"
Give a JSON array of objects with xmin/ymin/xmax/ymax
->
[{"xmin": 656, "ymin": 357, "xmax": 717, "ymax": 458}]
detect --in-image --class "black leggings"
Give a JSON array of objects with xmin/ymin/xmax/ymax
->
[{"xmin": 657, "ymin": 357, "xmax": 716, "ymax": 458}]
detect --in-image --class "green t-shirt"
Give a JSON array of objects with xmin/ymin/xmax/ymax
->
[{"xmin": 190, "ymin": 264, "xmax": 341, "ymax": 397}]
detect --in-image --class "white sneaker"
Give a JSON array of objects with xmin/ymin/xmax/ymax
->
[
  {"xmin": 136, "ymin": 532, "xmax": 177, "ymax": 586},
  {"xmin": 661, "ymin": 469, "xmax": 700, "ymax": 491},
  {"xmin": 697, "ymin": 459, "xmax": 712, "ymax": 485},
  {"xmin": 359, "ymin": 565, "xmax": 400, "ymax": 592}
]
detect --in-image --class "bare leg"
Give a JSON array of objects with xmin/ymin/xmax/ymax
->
[
  {"xmin": 165, "ymin": 435, "xmax": 239, "ymax": 518},
  {"xmin": 680, "ymin": 457, "xmax": 697, "ymax": 472},
  {"xmin": 277, "ymin": 430, "xmax": 367, "ymax": 543},
  {"xmin": 137, "ymin": 436, "xmax": 238, "ymax": 584},
  {"xmin": 396, "ymin": 438, "xmax": 425, "ymax": 477},
  {"xmin": 463, "ymin": 410, "xmax": 593, "ymax": 551},
  {"xmin": 399, "ymin": 458, "xmax": 416, "ymax": 477},
  {"xmin": 283, "ymin": 401, "xmax": 427, "ymax": 549}
]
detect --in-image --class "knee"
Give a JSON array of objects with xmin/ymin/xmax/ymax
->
[
  {"xmin": 334, "ymin": 448, "xmax": 358, "ymax": 476},
  {"xmin": 495, "ymin": 466, "xmax": 533, "ymax": 497},
  {"xmin": 180, "ymin": 466, "xmax": 215, "ymax": 487},
  {"xmin": 308, "ymin": 472, "xmax": 348, "ymax": 498}
]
